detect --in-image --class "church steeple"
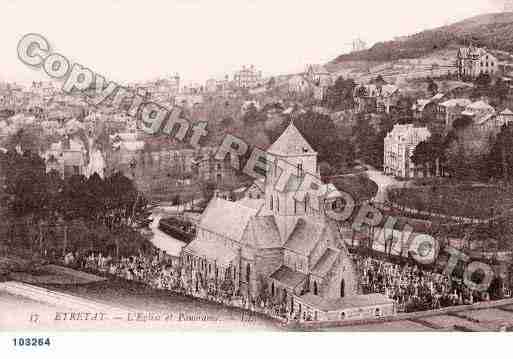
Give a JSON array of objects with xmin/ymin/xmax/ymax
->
[
  {"xmin": 267, "ymin": 122, "xmax": 316, "ymax": 158},
  {"xmin": 265, "ymin": 122, "xmax": 320, "ymax": 243}
]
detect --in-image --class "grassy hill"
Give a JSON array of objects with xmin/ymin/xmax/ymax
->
[{"xmin": 329, "ymin": 12, "xmax": 513, "ymax": 68}]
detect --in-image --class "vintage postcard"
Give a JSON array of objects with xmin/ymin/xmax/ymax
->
[{"xmin": 2, "ymin": 1, "xmax": 513, "ymax": 352}]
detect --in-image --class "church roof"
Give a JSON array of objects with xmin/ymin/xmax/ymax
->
[
  {"xmin": 283, "ymin": 218, "xmax": 326, "ymax": 256},
  {"xmin": 270, "ymin": 265, "xmax": 307, "ymax": 290},
  {"xmin": 267, "ymin": 123, "xmax": 316, "ymax": 157},
  {"xmin": 185, "ymin": 237, "xmax": 237, "ymax": 267},
  {"xmin": 296, "ymin": 293, "xmax": 394, "ymax": 313},
  {"xmin": 246, "ymin": 216, "xmax": 282, "ymax": 249},
  {"xmin": 311, "ymin": 248, "xmax": 339, "ymax": 278},
  {"xmin": 198, "ymin": 198, "xmax": 259, "ymax": 243}
]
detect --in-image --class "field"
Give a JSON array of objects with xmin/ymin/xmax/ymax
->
[
  {"xmin": 39, "ymin": 277, "xmax": 281, "ymax": 331},
  {"xmin": 388, "ymin": 184, "xmax": 513, "ymax": 220},
  {"xmin": 9, "ymin": 265, "xmax": 106, "ymax": 285}
]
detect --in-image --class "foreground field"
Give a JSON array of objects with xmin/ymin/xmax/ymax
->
[
  {"xmin": 40, "ymin": 277, "xmax": 281, "ymax": 331},
  {"xmin": 0, "ymin": 278, "xmax": 281, "ymax": 331}
]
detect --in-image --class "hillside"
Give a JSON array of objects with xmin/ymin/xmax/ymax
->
[{"xmin": 328, "ymin": 12, "xmax": 513, "ymax": 69}]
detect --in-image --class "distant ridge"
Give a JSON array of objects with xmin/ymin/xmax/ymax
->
[{"xmin": 329, "ymin": 12, "xmax": 513, "ymax": 66}]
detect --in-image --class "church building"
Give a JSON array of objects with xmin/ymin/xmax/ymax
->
[{"xmin": 182, "ymin": 122, "xmax": 394, "ymax": 322}]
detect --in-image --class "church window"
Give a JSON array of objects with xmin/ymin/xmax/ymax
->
[
  {"xmin": 271, "ymin": 282, "xmax": 275, "ymax": 296},
  {"xmin": 294, "ymin": 199, "xmax": 297, "ymax": 214},
  {"xmin": 341, "ymin": 312, "xmax": 346, "ymax": 320},
  {"xmin": 246, "ymin": 263, "xmax": 251, "ymax": 282},
  {"xmin": 276, "ymin": 196, "xmax": 280, "ymax": 212},
  {"xmin": 297, "ymin": 163, "xmax": 303, "ymax": 177},
  {"xmin": 340, "ymin": 279, "xmax": 345, "ymax": 298},
  {"xmin": 270, "ymin": 196, "xmax": 273, "ymax": 210},
  {"xmin": 314, "ymin": 281, "xmax": 318, "ymax": 295}
]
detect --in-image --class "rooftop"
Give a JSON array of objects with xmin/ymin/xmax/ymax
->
[{"xmin": 267, "ymin": 122, "xmax": 316, "ymax": 157}]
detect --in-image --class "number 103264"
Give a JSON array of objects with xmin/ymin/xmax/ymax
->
[{"xmin": 13, "ymin": 338, "xmax": 51, "ymax": 347}]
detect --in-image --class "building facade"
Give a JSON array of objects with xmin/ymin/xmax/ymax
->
[
  {"xmin": 384, "ymin": 124, "xmax": 431, "ymax": 178},
  {"xmin": 234, "ymin": 65, "xmax": 262, "ymax": 89},
  {"xmin": 457, "ymin": 46, "xmax": 499, "ymax": 79}
]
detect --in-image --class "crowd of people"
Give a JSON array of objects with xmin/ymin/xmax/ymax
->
[{"xmin": 353, "ymin": 254, "xmax": 511, "ymax": 313}]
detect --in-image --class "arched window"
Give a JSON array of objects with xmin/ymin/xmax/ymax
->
[
  {"xmin": 314, "ymin": 281, "xmax": 318, "ymax": 296},
  {"xmin": 246, "ymin": 263, "xmax": 251, "ymax": 282},
  {"xmin": 276, "ymin": 196, "xmax": 279, "ymax": 212},
  {"xmin": 270, "ymin": 196, "xmax": 273, "ymax": 210},
  {"xmin": 271, "ymin": 282, "xmax": 275, "ymax": 296},
  {"xmin": 341, "ymin": 312, "xmax": 346, "ymax": 320},
  {"xmin": 340, "ymin": 279, "xmax": 345, "ymax": 298}
]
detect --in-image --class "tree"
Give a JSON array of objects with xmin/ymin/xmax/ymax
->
[
  {"xmin": 353, "ymin": 115, "xmax": 380, "ymax": 167},
  {"xmin": 488, "ymin": 123, "xmax": 513, "ymax": 180},
  {"xmin": 412, "ymin": 140, "xmax": 431, "ymax": 176},
  {"xmin": 427, "ymin": 77, "xmax": 439, "ymax": 97},
  {"xmin": 493, "ymin": 77, "xmax": 509, "ymax": 104},
  {"xmin": 267, "ymin": 77, "xmax": 276, "ymax": 89},
  {"xmin": 325, "ymin": 76, "xmax": 356, "ymax": 111}
]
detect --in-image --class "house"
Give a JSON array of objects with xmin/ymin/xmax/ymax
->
[
  {"xmin": 234, "ymin": 65, "xmax": 262, "ymax": 89},
  {"xmin": 383, "ymin": 124, "xmax": 431, "ymax": 178},
  {"xmin": 182, "ymin": 122, "xmax": 393, "ymax": 322},
  {"xmin": 376, "ymin": 84, "xmax": 400, "ymax": 114},
  {"xmin": 43, "ymin": 136, "xmax": 87, "ymax": 178},
  {"xmin": 245, "ymin": 178, "xmax": 265, "ymax": 200},
  {"xmin": 412, "ymin": 99, "xmax": 431, "ymax": 120},
  {"xmin": 305, "ymin": 64, "xmax": 331, "ymax": 86},
  {"xmin": 354, "ymin": 84, "xmax": 400, "ymax": 114},
  {"xmin": 437, "ymin": 98, "xmax": 472, "ymax": 132},
  {"xmin": 288, "ymin": 75, "xmax": 311, "ymax": 95},
  {"xmin": 457, "ymin": 46, "xmax": 499, "ymax": 79},
  {"xmin": 461, "ymin": 100, "xmax": 496, "ymax": 131}
]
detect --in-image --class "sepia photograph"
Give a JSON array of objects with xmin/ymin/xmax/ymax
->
[{"xmin": 1, "ymin": 0, "xmax": 513, "ymax": 356}]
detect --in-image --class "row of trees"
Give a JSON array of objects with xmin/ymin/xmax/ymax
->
[
  {"xmin": 411, "ymin": 122, "xmax": 513, "ymax": 182},
  {"xmin": 0, "ymin": 150, "xmax": 152, "ymax": 256}
]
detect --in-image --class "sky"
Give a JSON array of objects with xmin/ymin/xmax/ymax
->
[{"xmin": 0, "ymin": 0, "xmax": 505, "ymax": 86}]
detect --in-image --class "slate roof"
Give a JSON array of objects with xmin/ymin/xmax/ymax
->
[
  {"xmin": 297, "ymin": 293, "xmax": 394, "ymax": 312},
  {"xmin": 185, "ymin": 237, "xmax": 237, "ymax": 267},
  {"xmin": 236, "ymin": 198, "xmax": 265, "ymax": 211},
  {"xmin": 468, "ymin": 100, "xmax": 494, "ymax": 111},
  {"xmin": 198, "ymin": 198, "xmax": 259, "ymax": 242},
  {"xmin": 270, "ymin": 265, "xmax": 307, "ymax": 290},
  {"xmin": 439, "ymin": 99, "xmax": 472, "ymax": 108},
  {"xmin": 267, "ymin": 123, "xmax": 316, "ymax": 157},
  {"xmin": 247, "ymin": 216, "xmax": 282, "ymax": 249},
  {"xmin": 311, "ymin": 248, "xmax": 339, "ymax": 278},
  {"xmin": 284, "ymin": 218, "xmax": 326, "ymax": 256}
]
